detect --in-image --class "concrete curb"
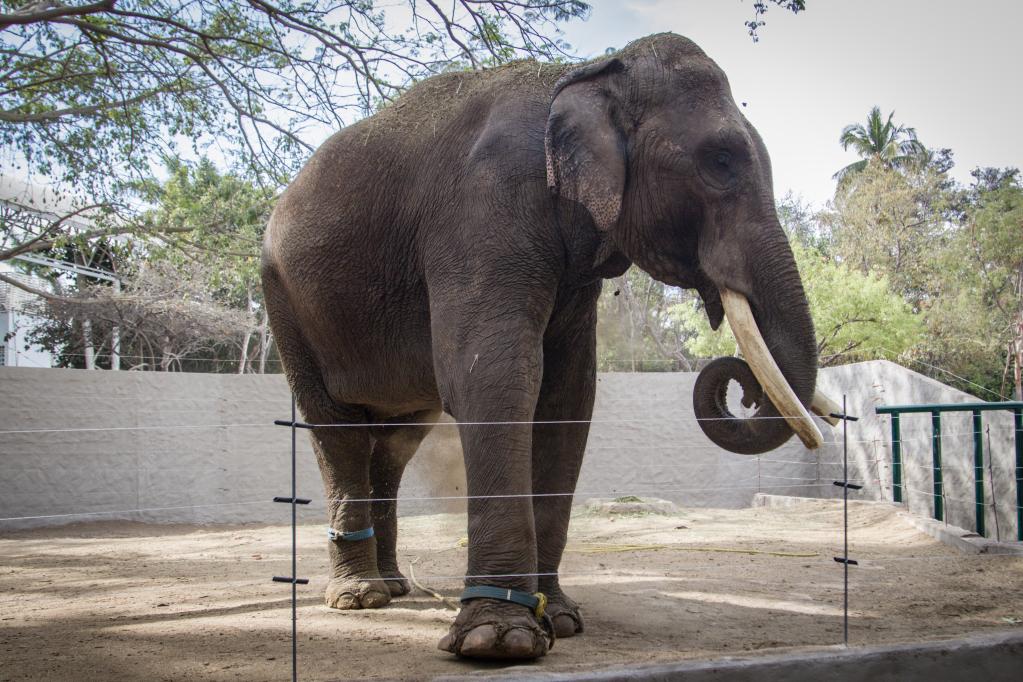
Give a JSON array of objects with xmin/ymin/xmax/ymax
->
[
  {"xmin": 750, "ymin": 493, "xmax": 887, "ymax": 509},
  {"xmin": 899, "ymin": 513, "xmax": 1023, "ymax": 556},
  {"xmin": 751, "ymin": 493, "xmax": 1023, "ymax": 555},
  {"xmin": 432, "ymin": 630, "xmax": 1023, "ymax": 682}
]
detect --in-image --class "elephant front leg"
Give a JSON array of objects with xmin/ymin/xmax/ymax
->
[
  {"xmin": 431, "ymin": 302, "xmax": 554, "ymax": 660},
  {"xmin": 531, "ymin": 303, "xmax": 598, "ymax": 638}
]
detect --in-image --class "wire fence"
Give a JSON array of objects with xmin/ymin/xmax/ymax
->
[{"xmin": 1, "ymin": 387, "xmax": 1021, "ymax": 680}]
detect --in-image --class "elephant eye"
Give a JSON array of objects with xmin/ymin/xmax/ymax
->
[{"xmin": 698, "ymin": 146, "xmax": 738, "ymax": 189}]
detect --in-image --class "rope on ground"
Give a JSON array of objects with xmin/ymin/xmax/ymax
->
[{"xmin": 408, "ymin": 557, "xmax": 459, "ymax": 610}]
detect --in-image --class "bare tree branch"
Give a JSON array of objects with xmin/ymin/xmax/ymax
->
[{"xmin": 0, "ymin": 0, "xmax": 115, "ymax": 29}]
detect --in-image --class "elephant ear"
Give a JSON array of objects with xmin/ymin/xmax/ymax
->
[{"xmin": 545, "ymin": 58, "xmax": 626, "ymax": 233}]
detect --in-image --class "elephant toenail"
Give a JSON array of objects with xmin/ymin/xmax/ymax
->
[
  {"xmin": 459, "ymin": 625, "xmax": 498, "ymax": 656},
  {"xmin": 501, "ymin": 628, "xmax": 536, "ymax": 656},
  {"xmin": 552, "ymin": 614, "xmax": 577, "ymax": 638}
]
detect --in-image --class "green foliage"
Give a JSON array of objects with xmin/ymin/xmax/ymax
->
[
  {"xmin": 0, "ymin": 0, "xmax": 590, "ymax": 200},
  {"xmin": 823, "ymin": 106, "xmax": 1021, "ymax": 398},
  {"xmin": 922, "ymin": 171, "xmax": 1023, "ymax": 398},
  {"xmin": 20, "ymin": 157, "xmax": 280, "ymax": 372},
  {"xmin": 136, "ymin": 157, "xmax": 274, "ymax": 305},
  {"xmin": 794, "ymin": 244, "xmax": 923, "ymax": 364},
  {"xmin": 823, "ymin": 161, "xmax": 953, "ymax": 306},
  {"xmin": 677, "ymin": 301, "xmax": 736, "ymax": 359},
  {"xmin": 676, "ymin": 243, "xmax": 923, "ymax": 366}
]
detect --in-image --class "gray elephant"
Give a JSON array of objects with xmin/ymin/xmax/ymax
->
[{"xmin": 261, "ymin": 32, "xmax": 831, "ymax": 660}]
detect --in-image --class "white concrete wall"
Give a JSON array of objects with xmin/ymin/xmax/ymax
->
[{"xmin": 0, "ymin": 362, "xmax": 1018, "ymax": 539}]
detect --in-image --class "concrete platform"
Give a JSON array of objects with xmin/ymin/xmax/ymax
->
[
  {"xmin": 752, "ymin": 492, "xmax": 1023, "ymax": 556},
  {"xmin": 899, "ymin": 513, "xmax": 1023, "ymax": 556}
]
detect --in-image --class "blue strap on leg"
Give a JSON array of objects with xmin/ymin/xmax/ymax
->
[
  {"xmin": 327, "ymin": 526, "xmax": 375, "ymax": 542},
  {"xmin": 460, "ymin": 585, "xmax": 548, "ymax": 618}
]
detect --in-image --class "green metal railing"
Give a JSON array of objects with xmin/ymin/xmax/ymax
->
[{"xmin": 875, "ymin": 401, "xmax": 1023, "ymax": 541}]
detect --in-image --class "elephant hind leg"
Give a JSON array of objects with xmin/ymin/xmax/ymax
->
[
  {"xmin": 369, "ymin": 410, "xmax": 441, "ymax": 597},
  {"xmin": 263, "ymin": 269, "xmax": 389, "ymax": 609}
]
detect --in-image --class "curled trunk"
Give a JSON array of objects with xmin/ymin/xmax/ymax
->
[{"xmin": 693, "ymin": 236, "xmax": 820, "ymax": 454}]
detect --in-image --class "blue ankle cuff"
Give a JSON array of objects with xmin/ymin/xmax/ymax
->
[{"xmin": 327, "ymin": 526, "xmax": 374, "ymax": 542}]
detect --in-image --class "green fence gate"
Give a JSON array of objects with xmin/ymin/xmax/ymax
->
[{"xmin": 875, "ymin": 401, "xmax": 1023, "ymax": 541}]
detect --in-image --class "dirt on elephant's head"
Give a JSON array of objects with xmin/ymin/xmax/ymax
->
[{"xmin": 356, "ymin": 32, "xmax": 704, "ymax": 140}]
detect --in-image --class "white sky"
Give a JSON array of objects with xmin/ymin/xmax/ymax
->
[{"xmin": 558, "ymin": 0, "xmax": 1023, "ymax": 208}]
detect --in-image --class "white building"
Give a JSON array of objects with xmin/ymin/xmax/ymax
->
[
  {"xmin": 0, "ymin": 270, "xmax": 53, "ymax": 368},
  {"xmin": 1, "ymin": 175, "xmax": 103, "ymax": 369}
]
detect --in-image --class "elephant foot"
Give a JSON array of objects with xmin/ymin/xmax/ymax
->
[
  {"xmin": 546, "ymin": 593, "xmax": 584, "ymax": 638},
  {"xmin": 437, "ymin": 598, "xmax": 552, "ymax": 660},
  {"xmin": 376, "ymin": 560, "xmax": 410, "ymax": 596},
  {"xmin": 381, "ymin": 570, "xmax": 410, "ymax": 597},
  {"xmin": 325, "ymin": 576, "xmax": 391, "ymax": 610}
]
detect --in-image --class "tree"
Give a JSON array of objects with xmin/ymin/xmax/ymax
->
[
  {"xmin": 744, "ymin": 1, "xmax": 806, "ymax": 42},
  {"xmin": 137, "ymin": 157, "xmax": 277, "ymax": 372},
  {"xmin": 1, "ymin": 0, "xmax": 588, "ymax": 335},
  {"xmin": 949, "ymin": 170, "xmax": 1023, "ymax": 399},
  {"xmin": 822, "ymin": 161, "xmax": 953, "ymax": 307},
  {"xmin": 23, "ymin": 157, "xmax": 279, "ymax": 372},
  {"xmin": 596, "ymin": 268, "xmax": 698, "ymax": 371},
  {"xmin": 1, "ymin": 0, "xmax": 589, "ymax": 201},
  {"xmin": 679, "ymin": 243, "xmax": 922, "ymax": 366},
  {"xmin": 834, "ymin": 106, "xmax": 928, "ymax": 186},
  {"xmin": 31, "ymin": 259, "xmax": 255, "ymax": 370}
]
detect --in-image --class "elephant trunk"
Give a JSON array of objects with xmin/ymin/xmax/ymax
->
[{"xmin": 693, "ymin": 230, "xmax": 822, "ymax": 454}]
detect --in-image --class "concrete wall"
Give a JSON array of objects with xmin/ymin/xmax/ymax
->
[{"xmin": 0, "ymin": 362, "xmax": 1018, "ymax": 539}]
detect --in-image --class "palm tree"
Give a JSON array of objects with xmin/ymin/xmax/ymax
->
[{"xmin": 834, "ymin": 106, "xmax": 928, "ymax": 185}]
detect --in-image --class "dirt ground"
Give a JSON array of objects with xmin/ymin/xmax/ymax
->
[{"xmin": 2, "ymin": 500, "xmax": 1021, "ymax": 681}]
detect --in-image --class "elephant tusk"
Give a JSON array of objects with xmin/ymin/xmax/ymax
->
[
  {"xmin": 811, "ymin": 390, "xmax": 842, "ymax": 427},
  {"xmin": 720, "ymin": 288, "xmax": 823, "ymax": 450}
]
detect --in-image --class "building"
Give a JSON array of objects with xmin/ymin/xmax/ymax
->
[{"xmin": 0, "ymin": 270, "xmax": 53, "ymax": 368}]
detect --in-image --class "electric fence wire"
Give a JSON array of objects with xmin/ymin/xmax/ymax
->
[
  {"xmin": 0, "ymin": 481, "xmax": 884, "ymax": 523},
  {"xmin": 2, "ymin": 394, "xmax": 1018, "ymax": 677}
]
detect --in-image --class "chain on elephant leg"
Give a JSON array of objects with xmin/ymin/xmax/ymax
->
[{"xmin": 539, "ymin": 580, "xmax": 585, "ymax": 638}]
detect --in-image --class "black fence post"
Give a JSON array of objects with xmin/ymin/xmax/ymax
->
[
  {"xmin": 830, "ymin": 397, "xmax": 860, "ymax": 647},
  {"xmin": 273, "ymin": 394, "xmax": 309, "ymax": 682}
]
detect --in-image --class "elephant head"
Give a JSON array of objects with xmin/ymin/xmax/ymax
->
[{"xmin": 545, "ymin": 34, "xmax": 829, "ymax": 454}]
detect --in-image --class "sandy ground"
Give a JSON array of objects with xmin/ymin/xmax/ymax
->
[{"xmin": 2, "ymin": 500, "xmax": 1022, "ymax": 681}]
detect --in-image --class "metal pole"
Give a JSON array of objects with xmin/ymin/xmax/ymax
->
[
  {"xmin": 931, "ymin": 411, "xmax": 943, "ymax": 521},
  {"xmin": 271, "ymin": 400, "xmax": 309, "ymax": 680},
  {"xmin": 972, "ymin": 410, "xmax": 985, "ymax": 537},
  {"xmin": 291, "ymin": 393, "xmax": 298, "ymax": 682},
  {"xmin": 842, "ymin": 395, "xmax": 849, "ymax": 646},
  {"xmin": 891, "ymin": 413, "xmax": 903, "ymax": 503},
  {"xmin": 1015, "ymin": 408, "xmax": 1023, "ymax": 542}
]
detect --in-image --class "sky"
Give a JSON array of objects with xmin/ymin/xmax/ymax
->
[
  {"xmin": 2, "ymin": 0, "xmax": 1019, "ymax": 213},
  {"xmin": 556, "ymin": 0, "xmax": 1023, "ymax": 208}
]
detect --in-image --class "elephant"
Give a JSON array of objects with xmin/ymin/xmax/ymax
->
[{"xmin": 261, "ymin": 32, "xmax": 832, "ymax": 661}]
